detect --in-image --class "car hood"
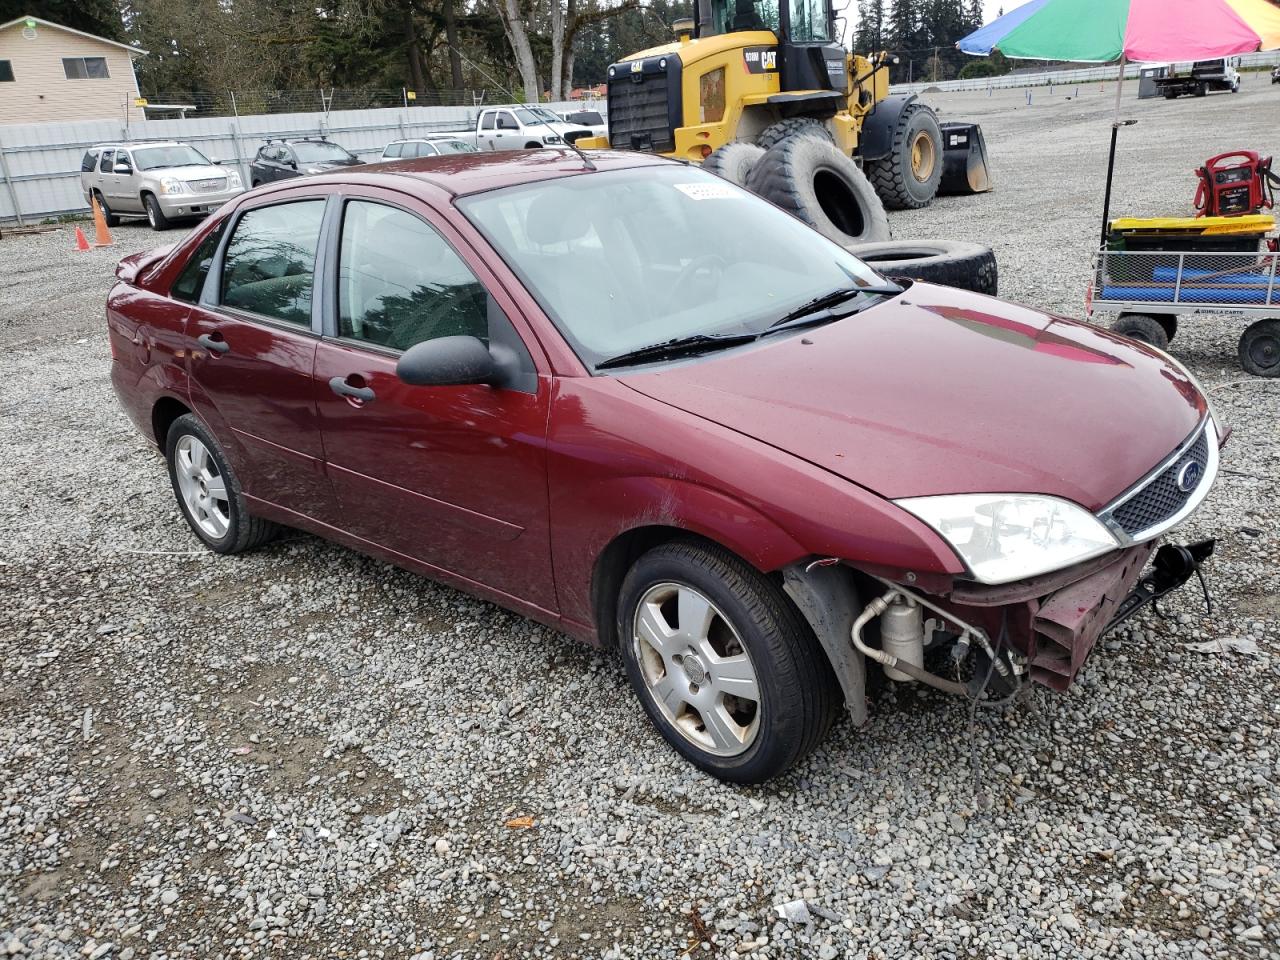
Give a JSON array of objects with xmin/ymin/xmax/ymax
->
[{"xmin": 618, "ymin": 284, "xmax": 1207, "ymax": 511}]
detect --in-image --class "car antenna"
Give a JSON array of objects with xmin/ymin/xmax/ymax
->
[{"xmin": 446, "ymin": 44, "xmax": 596, "ymax": 172}]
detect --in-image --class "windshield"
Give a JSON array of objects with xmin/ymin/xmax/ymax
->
[
  {"xmin": 710, "ymin": 0, "xmax": 780, "ymax": 34},
  {"xmin": 515, "ymin": 107, "xmax": 562, "ymax": 125},
  {"xmin": 567, "ymin": 111, "xmax": 603, "ymax": 125},
  {"xmin": 133, "ymin": 145, "xmax": 212, "ymax": 170},
  {"xmin": 458, "ymin": 166, "xmax": 886, "ymax": 370},
  {"xmin": 292, "ymin": 141, "xmax": 352, "ymax": 162},
  {"xmin": 434, "ymin": 139, "xmax": 476, "ymax": 154},
  {"xmin": 789, "ymin": 0, "xmax": 831, "ymax": 41}
]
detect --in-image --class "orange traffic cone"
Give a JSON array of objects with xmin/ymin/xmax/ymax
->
[
  {"xmin": 73, "ymin": 226, "xmax": 91, "ymax": 252},
  {"xmin": 90, "ymin": 195, "xmax": 114, "ymax": 247}
]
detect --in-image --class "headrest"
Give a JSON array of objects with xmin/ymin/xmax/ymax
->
[{"xmin": 525, "ymin": 188, "xmax": 595, "ymax": 246}]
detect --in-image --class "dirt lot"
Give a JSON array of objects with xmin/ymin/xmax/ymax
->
[{"xmin": 2, "ymin": 78, "xmax": 1279, "ymax": 960}]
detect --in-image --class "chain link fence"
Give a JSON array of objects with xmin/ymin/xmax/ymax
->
[{"xmin": 136, "ymin": 88, "xmax": 489, "ymax": 120}]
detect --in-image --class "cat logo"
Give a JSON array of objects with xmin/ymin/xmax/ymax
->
[
  {"xmin": 743, "ymin": 47, "xmax": 779, "ymax": 74},
  {"xmin": 631, "ymin": 60, "xmax": 643, "ymax": 73}
]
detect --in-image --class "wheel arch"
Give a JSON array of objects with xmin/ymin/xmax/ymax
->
[{"xmin": 151, "ymin": 394, "xmax": 192, "ymax": 448}]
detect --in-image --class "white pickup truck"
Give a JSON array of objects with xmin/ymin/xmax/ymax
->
[{"xmin": 458, "ymin": 106, "xmax": 593, "ymax": 151}]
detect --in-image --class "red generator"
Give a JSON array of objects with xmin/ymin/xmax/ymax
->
[{"xmin": 1194, "ymin": 151, "xmax": 1278, "ymax": 217}]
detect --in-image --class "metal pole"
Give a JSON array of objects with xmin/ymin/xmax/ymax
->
[
  {"xmin": 1099, "ymin": 56, "xmax": 1127, "ymax": 249},
  {"xmin": 0, "ymin": 134, "xmax": 25, "ymax": 227},
  {"xmin": 229, "ymin": 121, "xmax": 249, "ymax": 188}
]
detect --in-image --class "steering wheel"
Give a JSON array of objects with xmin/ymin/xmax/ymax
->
[{"xmin": 667, "ymin": 255, "xmax": 727, "ymax": 309}]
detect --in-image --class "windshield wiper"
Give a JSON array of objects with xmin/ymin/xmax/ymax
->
[
  {"xmin": 766, "ymin": 284, "xmax": 902, "ymax": 330},
  {"xmin": 595, "ymin": 332, "xmax": 758, "ymax": 370}
]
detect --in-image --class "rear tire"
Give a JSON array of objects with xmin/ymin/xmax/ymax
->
[
  {"xmin": 165, "ymin": 414, "xmax": 279, "ymax": 554},
  {"xmin": 747, "ymin": 136, "xmax": 890, "ymax": 245},
  {"xmin": 844, "ymin": 239, "xmax": 998, "ymax": 296},
  {"xmin": 93, "ymin": 190, "xmax": 119, "ymax": 227},
  {"xmin": 866, "ymin": 103, "xmax": 944, "ymax": 210},
  {"xmin": 755, "ymin": 118, "xmax": 833, "ymax": 151},
  {"xmin": 701, "ymin": 142, "xmax": 765, "ymax": 187},
  {"xmin": 1111, "ymin": 313, "xmax": 1170, "ymax": 351},
  {"xmin": 617, "ymin": 540, "xmax": 840, "ymax": 783},
  {"xmin": 1239, "ymin": 319, "xmax": 1280, "ymax": 377},
  {"xmin": 144, "ymin": 193, "xmax": 170, "ymax": 231}
]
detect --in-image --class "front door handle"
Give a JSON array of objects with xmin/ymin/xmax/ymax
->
[
  {"xmin": 197, "ymin": 333, "xmax": 230, "ymax": 354},
  {"xmin": 329, "ymin": 376, "xmax": 375, "ymax": 403}
]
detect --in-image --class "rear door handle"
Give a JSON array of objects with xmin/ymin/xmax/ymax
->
[
  {"xmin": 197, "ymin": 333, "xmax": 230, "ymax": 354},
  {"xmin": 329, "ymin": 376, "xmax": 375, "ymax": 402}
]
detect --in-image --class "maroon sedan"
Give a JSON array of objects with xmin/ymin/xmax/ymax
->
[{"xmin": 106, "ymin": 151, "xmax": 1220, "ymax": 783}]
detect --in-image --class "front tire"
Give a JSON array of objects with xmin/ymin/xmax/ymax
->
[
  {"xmin": 866, "ymin": 103, "xmax": 944, "ymax": 210},
  {"xmin": 165, "ymin": 414, "xmax": 279, "ymax": 554},
  {"xmin": 617, "ymin": 540, "xmax": 840, "ymax": 783},
  {"xmin": 144, "ymin": 193, "xmax": 171, "ymax": 231}
]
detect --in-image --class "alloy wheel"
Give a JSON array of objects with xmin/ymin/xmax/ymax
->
[
  {"xmin": 631, "ymin": 582, "xmax": 761, "ymax": 757},
  {"xmin": 174, "ymin": 434, "xmax": 230, "ymax": 539}
]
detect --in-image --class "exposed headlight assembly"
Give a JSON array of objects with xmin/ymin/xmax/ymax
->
[
  {"xmin": 544, "ymin": 135, "xmax": 562, "ymax": 144},
  {"xmin": 895, "ymin": 493, "xmax": 1119, "ymax": 585},
  {"xmin": 159, "ymin": 177, "xmax": 187, "ymax": 195}
]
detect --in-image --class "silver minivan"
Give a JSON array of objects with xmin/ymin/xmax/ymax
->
[{"xmin": 80, "ymin": 141, "xmax": 245, "ymax": 231}]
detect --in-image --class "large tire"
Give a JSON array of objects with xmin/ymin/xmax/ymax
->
[
  {"xmin": 844, "ymin": 239, "xmax": 998, "ymax": 296},
  {"xmin": 755, "ymin": 118, "xmax": 834, "ymax": 151},
  {"xmin": 1110, "ymin": 313, "xmax": 1170, "ymax": 351},
  {"xmin": 165, "ymin": 414, "xmax": 279, "ymax": 554},
  {"xmin": 701, "ymin": 142, "xmax": 765, "ymax": 188},
  {"xmin": 747, "ymin": 136, "xmax": 890, "ymax": 245},
  {"xmin": 865, "ymin": 103, "xmax": 943, "ymax": 210},
  {"xmin": 617, "ymin": 540, "xmax": 840, "ymax": 783},
  {"xmin": 144, "ymin": 193, "xmax": 171, "ymax": 232},
  {"xmin": 1238, "ymin": 319, "xmax": 1280, "ymax": 377}
]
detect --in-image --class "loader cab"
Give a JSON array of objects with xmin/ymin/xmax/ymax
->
[{"xmin": 694, "ymin": 0, "xmax": 847, "ymax": 94}]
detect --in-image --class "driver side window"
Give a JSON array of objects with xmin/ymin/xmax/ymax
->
[{"xmin": 337, "ymin": 201, "xmax": 487, "ymax": 351}]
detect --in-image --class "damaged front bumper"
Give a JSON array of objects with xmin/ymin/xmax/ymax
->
[
  {"xmin": 943, "ymin": 538, "xmax": 1215, "ymax": 690},
  {"xmin": 784, "ymin": 538, "xmax": 1216, "ymax": 721}
]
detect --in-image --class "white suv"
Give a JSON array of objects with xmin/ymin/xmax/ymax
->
[{"xmin": 80, "ymin": 141, "xmax": 244, "ymax": 231}]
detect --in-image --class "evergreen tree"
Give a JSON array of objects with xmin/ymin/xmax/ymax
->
[{"xmin": 0, "ymin": 0, "xmax": 124, "ymax": 40}]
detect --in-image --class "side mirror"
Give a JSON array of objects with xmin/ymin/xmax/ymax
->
[
  {"xmin": 397, "ymin": 336, "xmax": 498, "ymax": 387},
  {"xmin": 114, "ymin": 162, "xmax": 131, "ymax": 174},
  {"xmin": 285, "ymin": 158, "xmax": 297, "ymax": 168}
]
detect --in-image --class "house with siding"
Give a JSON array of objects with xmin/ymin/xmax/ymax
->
[{"xmin": 0, "ymin": 15, "xmax": 146, "ymax": 126}]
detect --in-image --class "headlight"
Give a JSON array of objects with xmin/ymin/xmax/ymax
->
[
  {"xmin": 544, "ymin": 135, "xmax": 562, "ymax": 144},
  {"xmin": 895, "ymin": 493, "xmax": 1119, "ymax": 585},
  {"xmin": 226, "ymin": 170, "xmax": 243, "ymax": 190},
  {"xmin": 159, "ymin": 177, "xmax": 186, "ymax": 195}
]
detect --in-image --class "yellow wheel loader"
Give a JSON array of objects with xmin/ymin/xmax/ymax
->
[{"xmin": 577, "ymin": 0, "xmax": 991, "ymax": 239}]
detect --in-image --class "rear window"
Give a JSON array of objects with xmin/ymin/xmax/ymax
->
[
  {"xmin": 81, "ymin": 149, "xmax": 100, "ymax": 173},
  {"xmin": 383, "ymin": 142, "xmax": 403, "ymax": 159},
  {"xmin": 567, "ymin": 111, "xmax": 603, "ymax": 125},
  {"xmin": 220, "ymin": 200, "xmax": 326, "ymax": 326},
  {"xmin": 172, "ymin": 224, "xmax": 226, "ymax": 304}
]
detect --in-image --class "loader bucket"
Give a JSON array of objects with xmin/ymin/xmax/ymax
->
[{"xmin": 938, "ymin": 122, "xmax": 992, "ymax": 195}]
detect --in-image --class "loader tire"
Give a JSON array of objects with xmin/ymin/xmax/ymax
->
[
  {"xmin": 755, "ymin": 118, "xmax": 833, "ymax": 151},
  {"xmin": 701, "ymin": 142, "xmax": 766, "ymax": 187},
  {"xmin": 844, "ymin": 239, "xmax": 997, "ymax": 296},
  {"xmin": 747, "ymin": 136, "xmax": 890, "ymax": 246},
  {"xmin": 866, "ymin": 103, "xmax": 943, "ymax": 210}
]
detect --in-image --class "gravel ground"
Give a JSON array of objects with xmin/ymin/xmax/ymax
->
[{"xmin": 2, "ymin": 79, "xmax": 1279, "ymax": 960}]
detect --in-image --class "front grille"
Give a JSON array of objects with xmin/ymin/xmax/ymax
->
[
  {"xmin": 190, "ymin": 177, "xmax": 227, "ymax": 193},
  {"xmin": 1109, "ymin": 427, "xmax": 1210, "ymax": 537},
  {"xmin": 606, "ymin": 56, "xmax": 681, "ymax": 153}
]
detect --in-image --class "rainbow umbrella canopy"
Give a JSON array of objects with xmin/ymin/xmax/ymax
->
[
  {"xmin": 958, "ymin": 0, "xmax": 1280, "ymax": 62},
  {"xmin": 957, "ymin": 0, "xmax": 1280, "ymax": 243}
]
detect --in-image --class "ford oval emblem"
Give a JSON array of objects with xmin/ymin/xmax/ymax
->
[{"xmin": 1176, "ymin": 460, "xmax": 1203, "ymax": 493}]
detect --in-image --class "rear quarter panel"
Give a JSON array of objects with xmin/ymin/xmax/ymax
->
[{"xmin": 106, "ymin": 282, "xmax": 190, "ymax": 445}]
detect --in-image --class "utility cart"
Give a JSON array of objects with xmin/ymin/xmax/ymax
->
[{"xmin": 1089, "ymin": 215, "xmax": 1280, "ymax": 376}]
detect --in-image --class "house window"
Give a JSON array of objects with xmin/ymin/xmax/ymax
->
[
  {"xmin": 63, "ymin": 57, "xmax": 110, "ymax": 80},
  {"xmin": 0, "ymin": 61, "xmax": 14, "ymax": 82}
]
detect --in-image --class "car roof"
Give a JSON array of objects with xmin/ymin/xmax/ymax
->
[
  {"xmin": 90, "ymin": 141, "xmax": 184, "ymax": 150},
  {"xmin": 322, "ymin": 149, "xmax": 676, "ymax": 197}
]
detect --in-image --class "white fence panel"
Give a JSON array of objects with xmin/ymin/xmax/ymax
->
[{"xmin": 0, "ymin": 101, "xmax": 594, "ymax": 223}]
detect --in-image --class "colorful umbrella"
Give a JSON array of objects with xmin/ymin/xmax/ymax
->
[
  {"xmin": 959, "ymin": 0, "xmax": 1280, "ymax": 62},
  {"xmin": 958, "ymin": 0, "xmax": 1280, "ymax": 245}
]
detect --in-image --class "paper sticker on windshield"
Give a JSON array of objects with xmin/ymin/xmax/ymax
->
[{"xmin": 674, "ymin": 182, "xmax": 741, "ymax": 201}]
